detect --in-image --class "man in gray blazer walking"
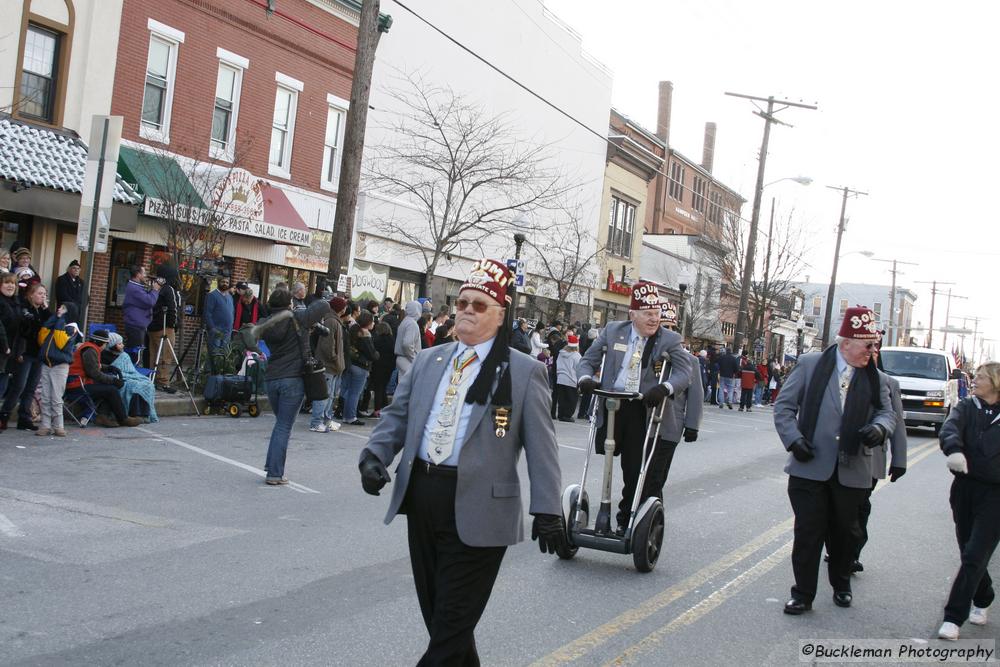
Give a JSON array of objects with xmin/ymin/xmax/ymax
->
[
  {"xmin": 773, "ymin": 306, "xmax": 897, "ymax": 614},
  {"xmin": 359, "ymin": 259, "xmax": 566, "ymax": 665},
  {"xmin": 577, "ymin": 282, "xmax": 691, "ymax": 534}
]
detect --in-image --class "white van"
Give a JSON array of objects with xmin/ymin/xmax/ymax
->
[{"xmin": 878, "ymin": 346, "xmax": 958, "ymax": 434}]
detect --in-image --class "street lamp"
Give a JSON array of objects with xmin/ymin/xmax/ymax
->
[
  {"xmin": 677, "ymin": 266, "xmax": 695, "ymax": 339},
  {"xmin": 796, "ymin": 316, "xmax": 805, "ymax": 358},
  {"xmin": 765, "ymin": 176, "xmax": 813, "ymax": 187},
  {"xmin": 512, "ymin": 232, "xmax": 527, "ymax": 316}
]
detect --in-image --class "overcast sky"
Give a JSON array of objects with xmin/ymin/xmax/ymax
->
[{"xmin": 543, "ymin": 0, "xmax": 998, "ymax": 360}]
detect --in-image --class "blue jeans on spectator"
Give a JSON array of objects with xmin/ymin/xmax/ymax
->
[
  {"xmin": 342, "ymin": 364, "xmax": 370, "ymax": 422},
  {"xmin": 265, "ymin": 376, "xmax": 304, "ymax": 480},
  {"xmin": 718, "ymin": 377, "xmax": 739, "ymax": 406},
  {"xmin": 2, "ymin": 356, "xmax": 42, "ymax": 422},
  {"xmin": 753, "ymin": 384, "xmax": 762, "ymax": 405},
  {"xmin": 310, "ymin": 372, "xmax": 341, "ymax": 428},
  {"xmin": 207, "ymin": 329, "xmax": 231, "ymax": 374}
]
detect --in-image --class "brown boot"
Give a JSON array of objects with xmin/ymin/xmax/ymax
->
[
  {"xmin": 95, "ymin": 414, "xmax": 118, "ymax": 428},
  {"xmin": 121, "ymin": 417, "xmax": 143, "ymax": 427}
]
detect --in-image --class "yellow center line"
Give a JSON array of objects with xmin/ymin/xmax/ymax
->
[
  {"xmin": 531, "ymin": 439, "xmax": 939, "ymax": 666},
  {"xmin": 603, "ymin": 440, "xmax": 942, "ymax": 666}
]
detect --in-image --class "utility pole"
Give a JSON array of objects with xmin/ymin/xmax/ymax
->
[
  {"xmin": 725, "ymin": 91, "xmax": 816, "ymax": 354},
  {"xmin": 820, "ymin": 185, "xmax": 868, "ymax": 347},
  {"xmin": 871, "ymin": 258, "xmax": 917, "ymax": 346},
  {"xmin": 325, "ymin": 0, "xmax": 391, "ymax": 294},
  {"xmin": 914, "ymin": 280, "xmax": 956, "ymax": 349},
  {"xmin": 941, "ymin": 288, "xmax": 968, "ymax": 350}
]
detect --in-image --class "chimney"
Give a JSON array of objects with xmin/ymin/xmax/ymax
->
[
  {"xmin": 702, "ymin": 122, "xmax": 717, "ymax": 173},
  {"xmin": 656, "ymin": 81, "xmax": 673, "ymax": 145}
]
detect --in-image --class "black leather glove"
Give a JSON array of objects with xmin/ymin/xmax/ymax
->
[
  {"xmin": 113, "ymin": 377, "xmax": 125, "ymax": 389},
  {"xmin": 889, "ymin": 466, "xmax": 906, "ymax": 483},
  {"xmin": 531, "ymin": 513, "xmax": 568, "ymax": 554},
  {"xmin": 643, "ymin": 383, "xmax": 672, "ymax": 408},
  {"xmin": 359, "ymin": 450, "xmax": 391, "ymax": 496},
  {"xmin": 577, "ymin": 377, "xmax": 599, "ymax": 394},
  {"xmin": 789, "ymin": 438, "xmax": 814, "ymax": 462},
  {"xmin": 858, "ymin": 424, "xmax": 886, "ymax": 448},
  {"xmin": 683, "ymin": 427, "xmax": 698, "ymax": 442}
]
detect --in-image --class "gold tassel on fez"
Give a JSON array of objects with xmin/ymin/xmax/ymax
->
[{"xmin": 493, "ymin": 407, "xmax": 510, "ymax": 438}]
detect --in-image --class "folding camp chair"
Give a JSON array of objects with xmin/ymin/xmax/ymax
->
[{"xmin": 63, "ymin": 375, "xmax": 98, "ymax": 427}]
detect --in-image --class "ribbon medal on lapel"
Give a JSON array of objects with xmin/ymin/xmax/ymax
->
[
  {"xmin": 653, "ymin": 359, "xmax": 664, "ymax": 377},
  {"xmin": 493, "ymin": 407, "xmax": 510, "ymax": 438}
]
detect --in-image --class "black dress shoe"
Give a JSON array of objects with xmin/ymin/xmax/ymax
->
[
  {"xmin": 833, "ymin": 591, "xmax": 852, "ymax": 608},
  {"xmin": 851, "ymin": 560, "xmax": 864, "ymax": 573},
  {"xmin": 783, "ymin": 599, "xmax": 812, "ymax": 615},
  {"xmin": 17, "ymin": 421, "xmax": 38, "ymax": 431}
]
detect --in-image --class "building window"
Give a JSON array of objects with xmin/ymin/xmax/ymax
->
[
  {"xmin": 321, "ymin": 94, "xmax": 349, "ymax": 191},
  {"xmin": 708, "ymin": 191, "xmax": 724, "ymax": 225},
  {"xmin": 19, "ymin": 24, "xmax": 61, "ymax": 122},
  {"xmin": 668, "ymin": 162, "xmax": 685, "ymax": 201},
  {"xmin": 607, "ymin": 195, "xmax": 636, "ymax": 259},
  {"xmin": 839, "ymin": 298, "xmax": 848, "ymax": 315},
  {"xmin": 812, "ymin": 296, "xmax": 822, "ymax": 316},
  {"xmin": 140, "ymin": 21, "xmax": 185, "ymax": 143},
  {"xmin": 269, "ymin": 73, "xmax": 302, "ymax": 178},
  {"xmin": 210, "ymin": 49, "xmax": 248, "ymax": 160},
  {"xmin": 692, "ymin": 176, "xmax": 706, "ymax": 213}
]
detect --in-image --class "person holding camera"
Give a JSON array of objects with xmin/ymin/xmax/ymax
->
[
  {"xmin": 122, "ymin": 266, "xmax": 160, "ymax": 361},
  {"xmin": 148, "ymin": 264, "xmax": 181, "ymax": 389},
  {"xmin": 203, "ymin": 279, "xmax": 234, "ymax": 374},
  {"xmin": 67, "ymin": 329, "xmax": 142, "ymax": 428}
]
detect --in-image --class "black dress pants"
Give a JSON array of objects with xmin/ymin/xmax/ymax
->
[
  {"xmin": 555, "ymin": 385, "xmax": 578, "ymax": 421},
  {"xmin": 855, "ymin": 478, "xmax": 878, "ymax": 560},
  {"xmin": 85, "ymin": 382, "xmax": 128, "ymax": 422},
  {"xmin": 739, "ymin": 388, "xmax": 753, "ymax": 410},
  {"xmin": 596, "ymin": 400, "xmax": 679, "ymax": 528},
  {"xmin": 405, "ymin": 464, "xmax": 507, "ymax": 666},
  {"xmin": 944, "ymin": 476, "xmax": 1000, "ymax": 625},
  {"xmin": 787, "ymin": 473, "xmax": 868, "ymax": 602}
]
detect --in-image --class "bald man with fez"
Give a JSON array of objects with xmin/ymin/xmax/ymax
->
[
  {"xmin": 359, "ymin": 259, "xmax": 566, "ymax": 666},
  {"xmin": 773, "ymin": 306, "xmax": 897, "ymax": 615},
  {"xmin": 576, "ymin": 282, "xmax": 692, "ymax": 535}
]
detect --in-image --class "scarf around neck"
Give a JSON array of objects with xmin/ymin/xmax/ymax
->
[{"xmin": 799, "ymin": 345, "xmax": 882, "ymax": 456}]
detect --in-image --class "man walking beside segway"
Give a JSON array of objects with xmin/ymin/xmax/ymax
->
[
  {"xmin": 576, "ymin": 282, "xmax": 691, "ymax": 536},
  {"xmin": 357, "ymin": 259, "xmax": 566, "ymax": 666},
  {"xmin": 773, "ymin": 306, "xmax": 897, "ymax": 615}
]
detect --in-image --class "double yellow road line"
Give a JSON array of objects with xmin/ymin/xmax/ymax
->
[{"xmin": 531, "ymin": 439, "xmax": 943, "ymax": 666}]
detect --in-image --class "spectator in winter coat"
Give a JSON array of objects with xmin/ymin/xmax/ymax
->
[
  {"xmin": 530, "ymin": 322, "xmax": 546, "ymax": 358},
  {"xmin": 54, "ymin": 259, "xmax": 85, "ymax": 312},
  {"xmin": 233, "ymin": 287, "xmax": 267, "ymax": 333},
  {"xmin": 394, "ymin": 300, "xmax": 422, "ymax": 378},
  {"xmin": 432, "ymin": 320, "xmax": 456, "ymax": 346},
  {"xmin": 1, "ymin": 282, "xmax": 51, "ymax": 430},
  {"xmin": 36, "ymin": 302, "xmax": 80, "ymax": 436},
  {"xmin": 0, "ymin": 272, "xmax": 18, "ymax": 399},
  {"xmin": 343, "ymin": 311, "xmax": 378, "ymax": 425},
  {"xmin": 203, "ymin": 279, "xmax": 235, "ymax": 373},
  {"xmin": 0, "ymin": 249, "xmax": 9, "ymax": 272},
  {"xmin": 309, "ymin": 296, "xmax": 347, "ymax": 433},
  {"xmin": 739, "ymin": 356, "xmax": 759, "ymax": 412},
  {"xmin": 122, "ymin": 265, "xmax": 160, "ymax": 351},
  {"xmin": 420, "ymin": 316, "xmax": 434, "ymax": 349},
  {"xmin": 555, "ymin": 335, "xmax": 582, "ymax": 421},
  {"xmin": 67, "ymin": 329, "xmax": 143, "ymax": 428},
  {"xmin": 510, "ymin": 318, "xmax": 532, "ymax": 355},
  {"xmin": 370, "ymin": 321, "xmax": 396, "ymax": 417},
  {"xmin": 148, "ymin": 263, "xmax": 181, "ymax": 388},
  {"xmin": 717, "ymin": 348, "xmax": 741, "ymax": 409}
]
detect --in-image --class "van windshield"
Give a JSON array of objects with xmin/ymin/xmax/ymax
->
[{"xmin": 879, "ymin": 351, "xmax": 948, "ymax": 380}]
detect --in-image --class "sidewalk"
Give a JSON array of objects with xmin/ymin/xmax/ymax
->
[{"xmin": 153, "ymin": 391, "xmax": 272, "ymax": 417}]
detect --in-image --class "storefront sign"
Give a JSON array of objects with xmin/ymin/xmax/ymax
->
[
  {"xmin": 210, "ymin": 168, "xmax": 265, "ymax": 222},
  {"xmin": 350, "ymin": 260, "xmax": 389, "ymax": 302},
  {"xmin": 605, "ymin": 269, "xmax": 631, "ymax": 296},
  {"xmin": 144, "ymin": 197, "xmax": 311, "ymax": 246},
  {"xmin": 285, "ymin": 230, "xmax": 331, "ymax": 272}
]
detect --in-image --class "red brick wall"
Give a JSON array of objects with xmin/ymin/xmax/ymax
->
[{"xmin": 110, "ymin": 0, "xmax": 357, "ymax": 194}]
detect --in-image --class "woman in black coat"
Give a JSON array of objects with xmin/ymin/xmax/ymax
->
[
  {"xmin": 0, "ymin": 272, "xmax": 20, "ymax": 417},
  {"xmin": 937, "ymin": 361, "xmax": 1000, "ymax": 640},
  {"xmin": 342, "ymin": 311, "xmax": 378, "ymax": 425},
  {"xmin": 370, "ymin": 321, "xmax": 395, "ymax": 417}
]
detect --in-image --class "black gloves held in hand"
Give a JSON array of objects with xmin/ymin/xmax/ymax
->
[
  {"xmin": 683, "ymin": 427, "xmax": 698, "ymax": 443},
  {"xmin": 789, "ymin": 438, "xmax": 814, "ymax": 462},
  {"xmin": 577, "ymin": 377, "xmax": 599, "ymax": 394},
  {"xmin": 113, "ymin": 377, "xmax": 125, "ymax": 389},
  {"xmin": 643, "ymin": 383, "xmax": 672, "ymax": 408},
  {"xmin": 859, "ymin": 424, "xmax": 886, "ymax": 448},
  {"xmin": 889, "ymin": 466, "xmax": 906, "ymax": 483},
  {"xmin": 359, "ymin": 450, "xmax": 391, "ymax": 496},
  {"xmin": 531, "ymin": 513, "xmax": 568, "ymax": 555}
]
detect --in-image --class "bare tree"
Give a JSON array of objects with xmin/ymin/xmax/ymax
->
[
  {"xmin": 524, "ymin": 203, "xmax": 601, "ymax": 322},
  {"xmin": 711, "ymin": 203, "xmax": 811, "ymax": 351},
  {"xmin": 365, "ymin": 71, "xmax": 574, "ymax": 285}
]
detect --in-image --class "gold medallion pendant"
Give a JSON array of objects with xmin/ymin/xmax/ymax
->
[{"xmin": 493, "ymin": 407, "xmax": 510, "ymax": 438}]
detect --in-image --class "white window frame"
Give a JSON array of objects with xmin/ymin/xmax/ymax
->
[
  {"xmin": 320, "ymin": 93, "xmax": 350, "ymax": 192},
  {"xmin": 139, "ymin": 20, "xmax": 184, "ymax": 144},
  {"xmin": 209, "ymin": 48, "xmax": 249, "ymax": 162},
  {"xmin": 269, "ymin": 72, "xmax": 303, "ymax": 179}
]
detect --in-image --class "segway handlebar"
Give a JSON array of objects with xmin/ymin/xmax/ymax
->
[{"xmin": 591, "ymin": 389, "xmax": 642, "ymax": 400}]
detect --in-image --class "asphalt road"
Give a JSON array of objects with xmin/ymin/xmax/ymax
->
[{"xmin": 0, "ymin": 402, "xmax": 995, "ymax": 666}]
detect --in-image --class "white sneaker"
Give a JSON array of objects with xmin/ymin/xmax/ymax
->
[
  {"xmin": 970, "ymin": 606, "xmax": 989, "ymax": 626},
  {"xmin": 309, "ymin": 424, "xmax": 329, "ymax": 433},
  {"xmin": 938, "ymin": 621, "xmax": 960, "ymax": 640},
  {"xmin": 325, "ymin": 420, "xmax": 341, "ymax": 432}
]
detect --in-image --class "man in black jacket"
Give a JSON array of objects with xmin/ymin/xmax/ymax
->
[
  {"xmin": 510, "ymin": 318, "xmax": 532, "ymax": 355},
  {"xmin": 717, "ymin": 347, "xmax": 740, "ymax": 409},
  {"xmin": 69, "ymin": 330, "xmax": 142, "ymax": 428},
  {"xmin": 148, "ymin": 264, "xmax": 182, "ymax": 389},
  {"xmin": 55, "ymin": 260, "xmax": 85, "ymax": 312}
]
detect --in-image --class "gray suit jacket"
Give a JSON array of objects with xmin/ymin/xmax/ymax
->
[
  {"xmin": 663, "ymin": 351, "xmax": 704, "ymax": 442},
  {"xmin": 871, "ymin": 373, "xmax": 907, "ymax": 479},
  {"xmin": 361, "ymin": 341, "xmax": 562, "ymax": 547},
  {"xmin": 576, "ymin": 321, "xmax": 692, "ymax": 438},
  {"xmin": 773, "ymin": 350, "xmax": 897, "ymax": 489}
]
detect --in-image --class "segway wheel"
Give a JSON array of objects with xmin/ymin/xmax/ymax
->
[
  {"xmin": 228, "ymin": 403, "xmax": 240, "ymax": 417},
  {"xmin": 632, "ymin": 502, "xmax": 665, "ymax": 573},
  {"xmin": 247, "ymin": 404, "xmax": 260, "ymax": 418},
  {"xmin": 203, "ymin": 405, "xmax": 213, "ymax": 416}
]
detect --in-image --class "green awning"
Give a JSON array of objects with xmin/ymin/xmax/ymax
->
[{"xmin": 118, "ymin": 146, "xmax": 206, "ymax": 209}]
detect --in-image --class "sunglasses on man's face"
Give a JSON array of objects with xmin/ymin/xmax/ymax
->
[{"xmin": 455, "ymin": 298, "xmax": 500, "ymax": 314}]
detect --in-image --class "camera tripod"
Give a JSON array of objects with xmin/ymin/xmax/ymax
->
[{"xmin": 150, "ymin": 308, "xmax": 199, "ymax": 414}]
